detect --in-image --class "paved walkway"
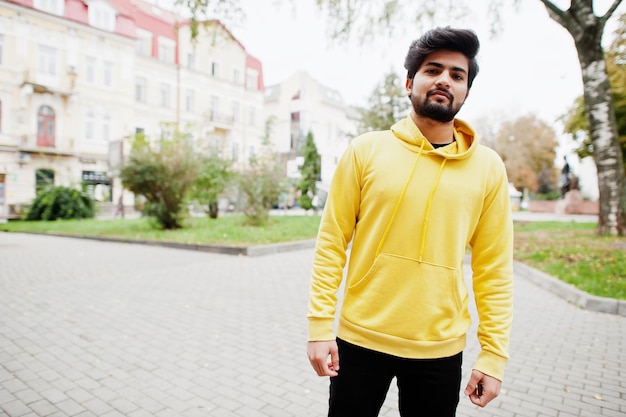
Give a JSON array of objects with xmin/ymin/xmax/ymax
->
[{"xmin": 0, "ymin": 232, "xmax": 624, "ymax": 417}]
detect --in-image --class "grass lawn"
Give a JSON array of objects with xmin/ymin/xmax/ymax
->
[
  {"xmin": 514, "ymin": 221, "xmax": 625, "ymax": 300},
  {"xmin": 1, "ymin": 215, "xmax": 624, "ymax": 300},
  {"xmin": 0, "ymin": 214, "xmax": 322, "ymax": 246}
]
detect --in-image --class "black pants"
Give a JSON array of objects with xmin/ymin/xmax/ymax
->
[{"xmin": 328, "ymin": 338, "xmax": 462, "ymax": 417}]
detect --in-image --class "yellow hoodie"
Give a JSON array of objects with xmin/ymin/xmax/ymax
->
[{"xmin": 308, "ymin": 116, "xmax": 514, "ymax": 381}]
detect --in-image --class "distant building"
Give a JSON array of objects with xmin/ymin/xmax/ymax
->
[
  {"xmin": 264, "ymin": 70, "xmax": 358, "ymax": 201},
  {"xmin": 0, "ymin": 0, "xmax": 264, "ymax": 218}
]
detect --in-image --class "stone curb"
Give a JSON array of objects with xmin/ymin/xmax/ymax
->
[
  {"xmin": 514, "ymin": 260, "xmax": 626, "ymax": 317},
  {"xmin": 10, "ymin": 231, "xmax": 316, "ymax": 257}
]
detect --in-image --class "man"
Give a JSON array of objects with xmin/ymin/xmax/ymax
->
[{"xmin": 307, "ymin": 27, "xmax": 513, "ymax": 416}]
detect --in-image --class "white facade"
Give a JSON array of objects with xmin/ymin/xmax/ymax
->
[
  {"xmin": 176, "ymin": 23, "xmax": 265, "ymax": 169},
  {"xmin": 0, "ymin": 0, "xmax": 136, "ymax": 218},
  {"xmin": 264, "ymin": 70, "xmax": 358, "ymax": 196},
  {"xmin": 0, "ymin": 0, "xmax": 265, "ymax": 218}
]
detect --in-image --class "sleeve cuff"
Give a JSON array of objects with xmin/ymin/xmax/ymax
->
[
  {"xmin": 473, "ymin": 349, "xmax": 509, "ymax": 381},
  {"xmin": 307, "ymin": 318, "xmax": 336, "ymax": 341}
]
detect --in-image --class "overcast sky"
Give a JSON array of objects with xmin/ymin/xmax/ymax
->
[{"xmin": 227, "ymin": 0, "xmax": 624, "ymax": 127}]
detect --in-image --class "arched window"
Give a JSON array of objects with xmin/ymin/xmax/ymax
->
[
  {"xmin": 35, "ymin": 168, "xmax": 54, "ymax": 194},
  {"xmin": 37, "ymin": 105, "xmax": 55, "ymax": 147}
]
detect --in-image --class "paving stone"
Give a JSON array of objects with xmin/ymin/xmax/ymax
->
[
  {"xmin": 27, "ymin": 399, "xmax": 56, "ymax": 416},
  {"xmin": 0, "ymin": 232, "xmax": 624, "ymax": 417},
  {"xmin": 12, "ymin": 389, "xmax": 42, "ymax": 405},
  {"xmin": 54, "ymin": 399, "xmax": 85, "ymax": 416}
]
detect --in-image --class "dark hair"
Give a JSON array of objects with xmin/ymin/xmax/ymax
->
[{"xmin": 404, "ymin": 27, "xmax": 480, "ymax": 88}]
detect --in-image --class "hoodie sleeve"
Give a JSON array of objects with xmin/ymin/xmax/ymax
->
[
  {"xmin": 307, "ymin": 142, "xmax": 361, "ymax": 341},
  {"xmin": 469, "ymin": 156, "xmax": 514, "ymax": 381}
]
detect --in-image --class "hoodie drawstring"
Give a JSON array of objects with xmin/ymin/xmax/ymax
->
[
  {"xmin": 418, "ymin": 159, "xmax": 446, "ymax": 261},
  {"xmin": 375, "ymin": 142, "xmax": 447, "ymax": 261},
  {"xmin": 375, "ymin": 140, "xmax": 425, "ymax": 257}
]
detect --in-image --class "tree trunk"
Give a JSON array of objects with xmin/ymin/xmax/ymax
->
[
  {"xmin": 542, "ymin": 0, "xmax": 626, "ymax": 235},
  {"xmin": 208, "ymin": 201, "xmax": 219, "ymax": 219}
]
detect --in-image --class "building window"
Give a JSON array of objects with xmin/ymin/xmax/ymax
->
[
  {"xmin": 86, "ymin": 57, "xmax": 96, "ymax": 83},
  {"xmin": 85, "ymin": 112, "xmax": 94, "ymax": 140},
  {"xmin": 159, "ymin": 125, "xmax": 174, "ymax": 141},
  {"xmin": 157, "ymin": 37, "xmax": 175, "ymax": 64},
  {"xmin": 231, "ymin": 142, "xmax": 239, "ymax": 162},
  {"xmin": 0, "ymin": 100, "xmax": 2, "ymax": 132},
  {"xmin": 290, "ymin": 111, "xmax": 301, "ymax": 153},
  {"xmin": 185, "ymin": 89, "xmax": 194, "ymax": 112},
  {"xmin": 103, "ymin": 61, "xmax": 113, "ymax": 86},
  {"xmin": 160, "ymin": 83, "xmax": 171, "ymax": 108},
  {"xmin": 102, "ymin": 114, "xmax": 111, "ymax": 142},
  {"xmin": 232, "ymin": 101, "xmax": 239, "ymax": 122},
  {"xmin": 34, "ymin": 0, "xmax": 64, "ymax": 16},
  {"xmin": 35, "ymin": 169, "xmax": 55, "ymax": 194},
  {"xmin": 186, "ymin": 53, "xmax": 195, "ymax": 70},
  {"xmin": 0, "ymin": 35, "xmax": 3, "ymax": 66},
  {"xmin": 89, "ymin": 3, "xmax": 115, "ymax": 31},
  {"xmin": 211, "ymin": 62, "xmax": 220, "ymax": 77},
  {"xmin": 135, "ymin": 77, "xmax": 147, "ymax": 102},
  {"xmin": 82, "ymin": 171, "xmax": 112, "ymax": 202},
  {"xmin": 210, "ymin": 95, "xmax": 219, "ymax": 120},
  {"xmin": 136, "ymin": 29, "xmax": 152, "ymax": 56},
  {"xmin": 233, "ymin": 69, "xmax": 240, "ymax": 85},
  {"xmin": 37, "ymin": 105, "xmax": 55, "ymax": 147},
  {"xmin": 38, "ymin": 45, "xmax": 56, "ymax": 76},
  {"xmin": 246, "ymin": 71, "xmax": 258, "ymax": 90},
  {"xmin": 248, "ymin": 107, "xmax": 255, "ymax": 126}
]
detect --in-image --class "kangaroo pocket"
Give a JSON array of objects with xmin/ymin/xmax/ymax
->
[{"xmin": 342, "ymin": 253, "xmax": 467, "ymax": 342}]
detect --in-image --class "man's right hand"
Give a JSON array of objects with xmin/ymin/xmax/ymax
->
[{"xmin": 307, "ymin": 340, "xmax": 340, "ymax": 377}]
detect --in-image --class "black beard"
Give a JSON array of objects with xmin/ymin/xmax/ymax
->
[{"xmin": 410, "ymin": 92, "xmax": 462, "ymax": 123}]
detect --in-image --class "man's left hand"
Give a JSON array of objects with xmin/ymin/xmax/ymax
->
[{"xmin": 464, "ymin": 369, "xmax": 501, "ymax": 407}]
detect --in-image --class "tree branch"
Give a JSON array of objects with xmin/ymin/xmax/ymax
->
[
  {"xmin": 599, "ymin": 0, "xmax": 624, "ymax": 27},
  {"xmin": 538, "ymin": 0, "xmax": 567, "ymax": 26}
]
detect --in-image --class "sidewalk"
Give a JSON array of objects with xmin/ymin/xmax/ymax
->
[
  {"xmin": 511, "ymin": 211, "xmax": 597, "ymax": 223},
  {"xmin": 0, "ymin": 232, "xmax": 624, "ymax": 417}
]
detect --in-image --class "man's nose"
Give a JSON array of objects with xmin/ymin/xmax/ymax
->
[{"xmin": 435, "ymin": 72, "xmax": 451, "ymax": 88}]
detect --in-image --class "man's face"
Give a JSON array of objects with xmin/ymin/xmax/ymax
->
[{"xmin": 406, "ymin": 49, "xmax": 470, "ymax": 122}]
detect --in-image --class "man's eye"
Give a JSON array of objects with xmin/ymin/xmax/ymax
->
[{"xmin": 453, "ymin": 74, "xmax": 465, "ymax": 80}]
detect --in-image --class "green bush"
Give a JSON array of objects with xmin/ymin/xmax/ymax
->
[
  {"xmin": 297, "ymin": 131, "xmax": 321, "ymax": 211},
  {"xmin": 190, "ymin": 155, "xmax": 234, "ymax": 219},
  {"xmin": 26, "ymin": 186, "xmax": 95, "ymax": 220},
  {"xmin": 532, "ymin": 190, "xmax": 562, "ymax": 201},
  {"xmin": 238, "ymin": 156, "xmax": 284, "ymax": 226},
  {"xmin": 120, "ymin": 129, "xmax": 200, "ymax": 229}
]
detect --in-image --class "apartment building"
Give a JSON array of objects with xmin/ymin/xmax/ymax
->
[
  {"xmin": 0, "ymin": 0, "xmax": 265, "ymax": 219},
  {"xmin": 264, "ymin": 70, "xmax": 358, "ymax": 204}
]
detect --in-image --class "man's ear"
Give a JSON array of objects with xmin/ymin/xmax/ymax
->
[{"xmin": 405, "ymin": 78, "xmax": 412, "ymax": 97}]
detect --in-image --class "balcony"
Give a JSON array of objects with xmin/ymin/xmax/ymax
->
[
  {"xmin": 21, "ymin": 68, "xmax": 77, "ymax": 98},
  {"xmin": 204, "ymin": 111, "xmax": 234, "ymax": 131},
  {"xmin": 17, "ymin": 134, "xmax": 75, "ymax": 157}
]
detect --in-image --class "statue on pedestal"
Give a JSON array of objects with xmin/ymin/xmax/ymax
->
[{"xmin": 560, "ymin": 156, "xmax": 571, "ymax": 199}]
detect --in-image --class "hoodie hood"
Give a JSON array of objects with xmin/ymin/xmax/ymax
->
[{"xmin": 390, "ymin": 117, "xmax": 478, "ymax": 159}]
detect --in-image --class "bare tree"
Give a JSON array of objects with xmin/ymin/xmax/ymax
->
[
  {"xmin": 357, "ymin": 70, "xmax": 410, "ymax": 133},
  {"xmin": 540, "ymin": 0, "xmax": 625, "ymax": 235}
]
